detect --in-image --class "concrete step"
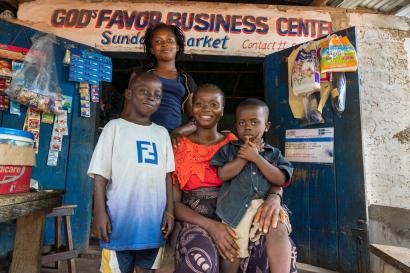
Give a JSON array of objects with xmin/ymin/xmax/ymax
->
[
  {"xmin": 78, "ymin": 240, "xmax": 340, "ymax": 273},
  {"xmin": 297, "ymin": 262, "xmax": 340, "ymax": 273}
]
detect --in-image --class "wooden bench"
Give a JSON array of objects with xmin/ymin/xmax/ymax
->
[
  {"xmin": 370, "ymin": 244, "xmax": 410, "ymax": 273},
  {"xmin": 0, "ymin": 190, "xmax": 63, "ymax": 273}
]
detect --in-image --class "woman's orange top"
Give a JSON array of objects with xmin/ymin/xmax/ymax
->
[{"xmin": 173, "ymin": 133, "xmax": 237, "ymax": 190}]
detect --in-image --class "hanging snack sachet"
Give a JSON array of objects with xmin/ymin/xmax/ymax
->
[
  {"xmin": 291, "ymin": 46, "xmax": 321, "ymax": 96},
  {"xmin": 320, "ymin": 36, "xmax": 358, "ymax": 73},
  {"xmin": 79, "ymin": 82, "xmax": 91, "ymax": 118}
]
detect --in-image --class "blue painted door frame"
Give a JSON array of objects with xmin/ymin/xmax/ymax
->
[
  {"xmin": 0, "ymin": 20, "xmax": 97, "ymax": 256},
  {"xmin": 264, "ymin": 27, "xmax": 369, "ymax": 273}
]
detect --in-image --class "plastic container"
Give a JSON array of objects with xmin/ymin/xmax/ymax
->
[
  {"xmin": 0, "ymin": 127, "xmax": 34, "ymax": 194},
  {"xmin": 0, "ymin": 127, "xmax": 34, "ymax": 147}
]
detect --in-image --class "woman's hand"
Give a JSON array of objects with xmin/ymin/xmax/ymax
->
[
  {"xmin": 93, "ymin": 210, "xmax": 112, "ymax": 243},
  {"xmin": 171, "ymin": 122, "xmax": 197, "ymax": 148},
  {"xmin": 162, "ymin": 211, "xmax": 174, "ymax": 239},
  {"xmin": 253, "ymin": 193, "xmax": 283, "ymax": 234},
  {"xmin": 206, "ymin": 221, "xmax": 239, "ymax": 261},
  {"xmin": 171, "ymin": 129, "xmax": 184, "ymax": 148}
]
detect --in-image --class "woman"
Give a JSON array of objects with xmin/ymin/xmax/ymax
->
[{"xmin": 172, "ymin": 84, "xmax": 297, "ymax": 273}]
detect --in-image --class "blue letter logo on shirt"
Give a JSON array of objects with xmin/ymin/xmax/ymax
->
[{"xmin": 136, "ymin": 141, "xmax": 158, "ymax": 165}]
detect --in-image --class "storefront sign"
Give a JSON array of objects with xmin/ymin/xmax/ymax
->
[
  {"xmin": 285, "ymin": 128, "xmax": 334, "ymax": 163},
  {"xmin": 17, "ymin": 0, "xmax": 332, "ymax": 57}
]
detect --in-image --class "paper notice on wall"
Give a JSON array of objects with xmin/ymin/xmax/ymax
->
[{"xmin": 285, "ymin": 127, "xmax": 334, "ymax": 163}]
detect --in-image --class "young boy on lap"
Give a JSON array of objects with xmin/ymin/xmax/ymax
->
[{"xmin": 211, "ymin": 98, "xmax": 294, "ymax": 273}]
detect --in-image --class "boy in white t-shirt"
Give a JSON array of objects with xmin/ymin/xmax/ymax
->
[{"xmin": 87, "ymin": 72, "xmax": 175, "ymax": 273}]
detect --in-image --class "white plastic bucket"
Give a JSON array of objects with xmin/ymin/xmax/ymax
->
[{"xmin": 0, "ymin": 127, "xmax": 34, "ymax": 147}]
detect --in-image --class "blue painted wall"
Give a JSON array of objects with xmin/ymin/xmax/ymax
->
[
  {"xmin": 0, "ymin": 20, "xmax": 97, "ymax": 256},
  {"xmin": 264, "ymin": 27, "xmax": 369, "ymax": 272}
]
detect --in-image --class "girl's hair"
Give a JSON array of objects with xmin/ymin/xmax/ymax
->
[
  {"xmin": 194, "ymin": 84, "xmax": 225, "ymax": 107},
  {"xmin": 144, "ymin": 23, "xmax": 185, "ymax": 63}
]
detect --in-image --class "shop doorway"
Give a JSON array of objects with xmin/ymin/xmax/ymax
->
[
  {"xmin": 100, "ymin": 54, "xmax": 265, "ymax": 133},
  {"xmin": 97, "ymin": 27, "xmax": 368, "ymax": 273}
]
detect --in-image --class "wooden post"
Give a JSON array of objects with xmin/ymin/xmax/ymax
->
[{"xmin": 9, "ymin": 211, "xmax": 46, "ymax": 273}]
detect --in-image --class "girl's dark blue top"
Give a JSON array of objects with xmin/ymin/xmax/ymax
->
[{"xmin": 150, "ymin": 73, "xmax": 186, "ymax": 131}]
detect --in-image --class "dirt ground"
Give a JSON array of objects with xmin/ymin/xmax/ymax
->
[
  {"xmin": 41, "ymin": 259, "xmax": 174, "ymax": 273},
  {"xmin": 40, "ymin": 241, "xmax": 175, "ymax": 273},
  {"xmin": 40, "ymin": 258, "xmax": 172, "ymax": 273}
]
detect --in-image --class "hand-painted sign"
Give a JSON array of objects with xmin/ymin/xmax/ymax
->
[{"xmin": 18, "ymin": 0, "xmax": 332, "ymax": 57}]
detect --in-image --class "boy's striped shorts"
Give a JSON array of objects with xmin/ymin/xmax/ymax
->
[{"xmin": 100, "ymin": 247, "xmax": 164, "ymax": 273}]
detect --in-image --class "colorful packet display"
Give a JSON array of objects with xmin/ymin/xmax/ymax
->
[
  {"xmin": 12, "ymin": 61, "xmax": 23, "ymax": 81},
  {"xmin": 291, "ymin": 46, "xmax": 321, "ymax": 96},
  {"xmin": 8, "ymin": 61, "xmax": 24, "ymax": 115},
  {"xmin": 23, "ymin": 108, "xmax": 41, "ymax": 153},
  {"xmin": 63, "ymin": 95, "xmax": 73, "ymax": 113},
  {"xmin": 50, "ymin": 111, "xmax": 68, "ymax": 148},
  {"xmin": 0, "ymin": 63, "xmax": 11, "ymax": 111},
  {"xmin": 0, "ymin": 78, "xmax": 9, "ymax": 91},
  {"xmin": 79, "ymin": 82, "xmax": 91, "ymax": 118},
  {"xmin": 317, "ymin": 49, "xmax": 332, "ymax": 82},
  {"xmin": 0, "ymin": 59, "xmax": 12, "ymax": 78},
  {"xmin": 57, "ymin": 110, "xmax": 68, "ymax": 136},
  {"xmin": 0, "ymin": 92, "xmax": 9, "ymax": 111},
  {"xmin": 10, "ymin": 100, "xmax": 20, "ymax": 115},
  {"xmin": 47, "ymin": 150, "xmax": 59, "ymax": 166},
  {"xmin": 91, "ymin": 84, "xmax": 100, "ymax": 103},
  {"xmin": 0, "ymin": 44, "xmax": 29, "ymax": 61},
  {"xmin": 0, "ymin": 78, "xmax": 10, "ymax": 111},
  {"xmin": 47, "ymin": 110, "xmax": 68, "ymax": 166},
  {"xmin": 50, "ymin": 134, "xmax": 62, "ymax": 151},
  {"xmin": 42, "ymin": 112, "xmax": 54, "ymax": 124},
  {"xmin": 69, "ymin": 49, "xmax": 112, "ymax": 84},
  {"xmin": 320, "ymin": 36, "xmax": 358, "ymax": 73},
  {"xmin": 50, "ymin": 117, "xmax": 62, "ymax": 151}
]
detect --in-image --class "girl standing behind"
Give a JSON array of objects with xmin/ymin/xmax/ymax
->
[{"xmin": 128, "ymin": 23, "xmax": 197, "ymax": 136}]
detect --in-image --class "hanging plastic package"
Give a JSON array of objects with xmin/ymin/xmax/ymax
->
[
  {"xmin": 317, "ymin": 47, "xmax": 332, "ymax": 83},
  {"xmin": 291, "ymin": 46, "xmax": 321, "ymax": 96},
  {"xmin": 331, "ymin": 72, "xmax": 347, "ymax": 116},
  {"xmin": 301, "ymin": 92, "xmax": 325, "ymax": 126},
  {"xmin": 6, "ymin": 34, "xmax": 65, "ymax": 114},
  {"xmin": 320, "ymin": 36, "xmax": 358, "ymax": 73},
  {"xmin": 290, "ymin": 43, "xmax": 324, "ymax": 126}
]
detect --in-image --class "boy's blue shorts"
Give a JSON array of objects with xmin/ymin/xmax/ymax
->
[{"xmin": 100, "ymin": 247, "xmax": 164, "ymax": 272}]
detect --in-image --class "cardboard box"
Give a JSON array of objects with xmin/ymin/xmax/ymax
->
[{"xmin": 0, "ymin": 144, "xmax": 35, "ymax": 194}]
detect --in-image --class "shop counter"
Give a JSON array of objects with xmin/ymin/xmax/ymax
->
[{"xmin": 0, "ymin": 190, "xmax": 63, "ymax": 273}]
